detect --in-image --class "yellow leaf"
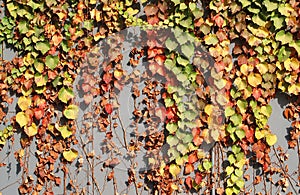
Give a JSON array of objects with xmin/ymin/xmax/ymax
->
[
  {"xmin": 18, "ymin": 96, "xmax": 32, "ymax": 111},
  {"xmin": 24, "ymin": 123, "xmax": 38, "ymax": 137},
  {"xmin": 169, "ymin": 164, "xmax": 181, "ymax": 177},
  {"xmin": 248, "ymin": 72, "xmax": 262, "ymax": 87},
  {"xmin": 266, "ymin": 133, "xmax": 277, "ymax": 146},
  {"xmin": 16, "ymin": 112, "xmax": 29, "ymax": 127},
  {"xmin": 204, "ymin": 104, "xmax": 213, "ymax": 115},
  {"xmin": 63, "ymin": 149, "xmax": 78, "ymax": 162}
]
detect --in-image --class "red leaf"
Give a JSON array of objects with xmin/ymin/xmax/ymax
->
[
  {"xmin": 166, "ymin": 107, "xmax": 175, "ymax": 119},
  {"xmin": 34, "ymin": 108, "xmax": 44, "ymax": 120},
  {"xmin": 188, "ymin": 152, "xmax": 198, "ymax": 164},
  {"xmin": 184, "ymin": 163, "xmax": 194, "ymax": 175},
  {"xmin": 103, "ymin": 72, "xmax": 112, "ymax": 84},
  {"xmin": 195, "ymin": 172, "xmax": 202, "ymax": 185},
  {"xmin": 253, "ymin": 88, "xmax": 262, "ymax": 100},
  {"xmin": 105, "ymin": 104, "xmax": 113, "ymax": 114},
  {"xmin": 147, "ymin": 15, "xmax": 159, "ymax": 25},
  {"xmin": 155, "ymin": 55, "xmax": 166, "ymax": 66},
  {"xmin": 214, "ymin": 15, "xmax": 224, "ymax": 28},
  {"xmin": 185, "ymin": 176, "xmax": 193, "ymax": 189}
]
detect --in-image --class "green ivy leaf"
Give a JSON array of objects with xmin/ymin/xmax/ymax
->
[
  {"xmin": 289, "ymin": 40, "xmax": 300, "ymax": 55},
  {"xmin": 177, "ymin": 56, "xmax": 189, "ymax": 66},
  {"xmin": 235, "ymin": 129, "xmax": 246, "ymax": 139},
  {"xmin": 166, "ymin": 123, "xmax": 178, "ymax": 134},
  {"xmin": 45, "ymin": 55, "xmax": 59, "ymax": 70},
  {"xmin": 167, "ymin": 135, "xmax": 179, "ymax": 146},
  {"xmin": 18, "ymin": 20, "xmax": 29, "ymax": 34},
  {"xmin": 264, "ymin": 0, "xmax": 278, "ymax": 12},
  {"xmin": 228, "ymin": 154, "xmax": 236, "ymax": 164},
  {"xmin": 57, "ymin": 125, "xmax": 73, "ymax": 139},
  {"xmin": 35, "ymin": 41, "xmax": 50, "ymax": 55},
  {"xmin": 236, "ymin": 179, "xmax": 245, "ymax": 189},
  {"xmin": 58, "ymin": 87, "xmax": 74, "ymax": 104},
  {"xmin": 63, "ymin": 105, "xmax": 79, "ymax": 119},
  {"xmin": 204, "ymin": 34, "xmax": 218, "ymax": 45},
  {"xmin": 230, "ymin": 114, "xmax": 242, "ymax": 126},
  {"xmin": 203, "ymin": 160, "xmax": 212, "ymax": 171},
  {"xmin": 181, "ymin": 43, "xmax": 194, "ymax": 59},
  {"xmin": 271, "ymin": 16, "xmax": 284, "ymax": 30},
  {"xmin": 252, "ymin": 14, "xmax": 266, "ymax": 26},
  {"xmin": 177, "ymin": 143, "xmax": 189, "ymax": 155},
  {"xmin": 237, "ymin": 100, "xmax": 247, "ymax": 114},
  {"xmin": 166, "ymin": 38, "xmax": 178, "ymax": 51},
  {"xmin": 275, "ymin": 30, "xmax": 293, "ymax": 45},
  {"xmin": 226, "ymin": 166, "xmax": 234, "ymax": 175},
  {"xmin": 279, "ymin": 46, "xmax": 291, "ymax": 62}
]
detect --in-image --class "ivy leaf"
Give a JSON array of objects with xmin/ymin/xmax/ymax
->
[
  {"xmin": 248, "ymin": 72, "xmax": 262, "ymax": 87},
  {"xmin": 167, "ymin": 135, "xmax": 179, "ymax": 146},
  {"xmin": 236, "ymin": 179, "xmax": 245, "ymax": 189},
  {"xmin": 239, "ymin": 0, "xmax": 251, "ymax": 8},
  {"xmin": 177, "ymin": 56, "xmax": 189, "ymax": 66},
  {"xmin": 18, "ymin": 20, "xmax": 29, "ymax": 34},
  {"xmin": 181, "ymin": 43, "xmax": 194, "ymax": 59},
  {"xmin": 24, "ymin": 123, "xmax": 37, "ymax": 137},
  {"xmin": 35, "ymin": 41, "xmax": 50, "ymax": 55},
  {"xmin": 16, "ymin": 112, "xmax": 29, "ymax": 127},
  {"xmin": 57, "ymin": 125, "xmax": 73, "ymax": 139},
  {"xmin": 266, "ymin": 133, "xmax": 277, "ymax": 146},
  {"xmin": 58, "ymin": 87, "xmax": 74, "ymax": 104},
  {"xmin": 230, "ymin": 114, "xmax": 242, "ymax": 126},
  {"xmin": 252, "ymin": 14, "xmax": 266, "ymax": 26},
  {"xmin": 237, "ymin": 100, "xmax": 247, "ymax": 114},
  {"xmin": 204, "ymin": 34, "xmax": 218, "ymax": 45},
  {"xmin": 18, "ymin": 96, "xmax": 32, "ymax": 111},
  {"xmin": 275, "ymin": 30, "xmax": 293, "ymax": 45},
  {"xmin": 83, "ymin": 20, "xmax": 93, "ymax": 31},
  {"xmin": 203, "ymin": 160, "xmax": 212, "ymax": 171},
  {"xmin": 271, "ymin": 16, "xmax": 284, "ymax": 30},
  {"xmin": 225, "ymin": 107, "xmax": 235, "ymax": 117},
  {"xmin": 169, "ymin": 164, "xmax": 181, "ymax": 177},
  {"xmin": 34, "ymin": 73, "xmax": 48, "ymax": 87},
  {"xmin": 177, "ymin": 143, "xmax": 189, "ymax": 155},
  {"xmin": 232, "ymin": 145, "xmax": 241, "ymax": 154},
  {"xmin": 261, "ymin": 105, "xmax": 272, "ymax": 117},
  {"xmin": 235, "ymin": 169, "xmax": 243, "ymax": 177},
  {"xmin": 278, "ymin": 46, "xmax": 291, "ymax": 62},
  {"xmin": 264, "ymin": 0, "xmax": 278, "ymax": 12},
  {"xmin": 289, "ymin": 40, "xmax": 300, "ymax": 55},
  {"xmin": 278, "ymin": 4, "xmax": 294, "ymax": 16},
  {"xmin": 165, "ymin": 38, "xmax": 178, "ymax": 51},
  {"xmin": 235, "ymin": 129, "xmax": 246, "ymax": 139},
  {"xmin": 45, "ymin": 55, "xmax": 59, "ymax": 70},
  {"xmin": 63, "ymin": 149, "xmax": 78, "ymax": 162},
  {"xmin": 226, "ymin": 166, "xmax": 234, "ymax": 175},
  {"xmin": 166, "ymin": 123, "xmax": 178, "ymax": 134},
  {"xmin": 63, "ymin": 105, "xmax": 79, "ymax": 119},
  {"xmin": 228, "ymin": 154, "xmax": 236, "ymax": 164}
]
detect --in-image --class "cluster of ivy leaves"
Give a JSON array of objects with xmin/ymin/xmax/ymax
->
[{"xmin": 0, "ymin": 0, "xmax": 299, "ymax": 195}]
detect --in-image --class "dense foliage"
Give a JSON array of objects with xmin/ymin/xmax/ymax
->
[{"xmin": 0, "ymin": 0, "xmax": 299, "ymax": 194}]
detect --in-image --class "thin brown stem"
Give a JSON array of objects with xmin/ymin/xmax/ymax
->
[{"xmin": 272, "ymin": 146, "xmax": 298, "ymax": 194}]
